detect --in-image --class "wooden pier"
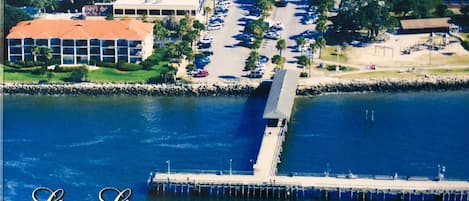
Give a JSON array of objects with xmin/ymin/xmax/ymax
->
[{"xmin": 148, "ymin": 69, "xmax": 469, "ymax": 200}]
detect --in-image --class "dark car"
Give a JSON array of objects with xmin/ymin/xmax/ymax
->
[
  {"xmin": 201, "ymin": 49, "xmax": 214, "ymax": 56},
  {"xmin": 197, "ymin": 42, "xmax": 212, "ymax": 49},
  {"xmin": 275, "ymin": 0, "xmax": 288, "ymax": 7}
]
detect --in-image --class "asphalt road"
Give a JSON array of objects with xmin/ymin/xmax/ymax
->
[
  {"xmin": 201, "ymin": 0, "xmax": 317, "ymax": 80},
  {"xmin": 202, "ymin": 0, "xmax": 254, "ymax": 80}
]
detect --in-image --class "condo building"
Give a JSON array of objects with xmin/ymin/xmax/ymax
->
[{"xmin": 6, "ymin": 19, "xmax": 154, "ymax": 65}]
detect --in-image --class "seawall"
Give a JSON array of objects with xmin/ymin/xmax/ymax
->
[{"xmin": 2, "ymin": 76, "xmax": 469, "ymax": 96}]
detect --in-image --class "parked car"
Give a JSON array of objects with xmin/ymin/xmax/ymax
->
[
  {"xmin": 265, "ymin": 31, "xmax": 281, "ymax": 40},
  {"xmin": 201, "ymin": 49, "xmax": 214, "ymax": 56},
  {"xmin": 259, "ymin": 55, "xmax": 269, "ymax": 64},
  {"xmin": 271, "ymin": 22, "xmax": 284, "ymax": 30},
  {"xmin": 194, "ymin": 70, "xmax": 209, "ymax": 77},
  {"xmin": 301, "ymin": 30, "xmax": 318, "ymax": 38},
  {"xmin": 249, "ymin": 7, "xmax": 262, "ymax": 16},
  {"xmin": 200, "ymin": 35, "xmax": 214, "ymax": 44},
  {"xmin": 275, "ymin": 0, "xmax": 288, "ymax": 7},
  {"xmin": 197, "ymin": 42, "xmax": 212, "ymax": 49},
  {"xmin": 249, "ymin": 70, "xmax": 264, "ymax": 78},
  {"xmin": 238, "ymin": 33, "xmax": 254, "ymax": 42},
  {"xmin": 195, "ymin": 56, "xmax": 211, "ymax": 65},
  {"xmin": 207, "ymin": 23, "xmax": 223, "ymax": 30}
]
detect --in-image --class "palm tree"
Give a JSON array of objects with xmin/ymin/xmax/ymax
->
[
  {"xmin": 32, "ymin": 0, "xmax": 57, "ymax": 13},
  {"xmin": 296, "ymin": 36, "xmax": 306, "ymax": 47},
  {"xmin": 203, "ymin": 6, "xmax": 212, "ymax": 23},
  {"xmin": 276, "ymin": 39, "xmax": 286, "ymax": 56},
  {"xmin": 271, "ymin": 54, "xmax": 286, "ymax": 70},
  {"xmin": 31, "ymin": 45, "xmax": 39, "ymax": 62},
  {"xmin": 316, "ymin": 36, "xmax": 326, "ymax": 59},
  {"xmin": 316, "ymin": 19, "xmax": 327, "ymax": 35}
]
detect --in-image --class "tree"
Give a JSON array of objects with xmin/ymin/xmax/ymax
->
[
  {"xmin": 316, "ymin": 36, "xmax": 326, "ymax": 58},
  {"xmin": 31, "ymin": 46, "xmax": 40, "ymax": 62},
  {"xmin": 192, "ymin": 20, "xmax": 205, "ymax": 31},
  {"xmin": 154, "ymin": 20, "xmax": 170, "ymax": 41},
  {"xmin": 461, "ymin": 5, "xmax": 469, "ymax": 16},
  {"xmin": 203, "ymin": 6, "xmax": 212, "ymax": 23},
  {"xmin": 271, "ymin": 54, "xmax": 286, "ymax": 70},
  {"xmin": 435, "ymin": 4, "xmax": 450, "ymax": 17},
  {"xmin": 316, "ymin": 19, "xmax": 327, "ymax": 35},
  {"xmin": 276, "ymin": 39, "xmax": 286, "ymax": 56},
  {"xmin": 296, "ymin": 36, "xmax": 306, "ymax": 47},
  {"xmin": 31, "ymin": 0, "xmax": 58, "ymax": 13},
  {"xmin": 245, "ymin": 51, "xmax": 260, "ymax": 71},
  {"xmin": 297, "ymin": 55, "xmax": 311, "ymax": 75},
  {"xmin": 246, "ymin": 19, "xmax": 269, "ymax": 38},
  {"xmin": 47, "ymin": 71, "xmax": 54, "ymax": 81},
  {"xmin": 357, "ymin": 0, "xmax": 392, "ymax": 38},
  {"xmin": 70, "ymin": 66, "xmax": 88, "ymax": 82},
  {"xmin": 4, "ymin": 4, "xmax": 32, "ymax": 34}
]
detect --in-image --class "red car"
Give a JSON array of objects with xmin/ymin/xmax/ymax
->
[{"xmin": 194, "ymin": 70, "xmax": 209, "ymax": 77}]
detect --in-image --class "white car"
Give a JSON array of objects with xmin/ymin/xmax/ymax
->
[
  {"xmin": 265, "ymin": 31, "xmax": 281, "ymax": 40},
  {"xmin": 200, "ymin": 35, "xmax": 214, "ymax": 43},
  {"xmin": 271, "ymin": 22, "xmax": 284, "ymax": 30},
  {"xmin": 207, "ymin": 23, "xmax": 223, "ymax": 30}
]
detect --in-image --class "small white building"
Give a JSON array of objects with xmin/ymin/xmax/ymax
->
[{"xmin": 112, "ymin": 0, "xmax": 205, "ymax": 20}]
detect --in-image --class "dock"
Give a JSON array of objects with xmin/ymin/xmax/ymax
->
[{"xmin": 148, "ymin": 69, "xmax": 469, "ymax": 200}]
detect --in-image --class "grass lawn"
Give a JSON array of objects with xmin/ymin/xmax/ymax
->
[
  {"xmin": 319, "ymin": 45, "xmax": 348, "ymax": 62},
  {"xmin": 336, "ymin": 68, "xmax": 469, "ymax": 79},
  {"xmin": 427, "ymin": 68, "xmax": 469, "ymax": 75},
  {"xmin": 2, "ymin": 61, "xmax": 170, "ymax": 83}
]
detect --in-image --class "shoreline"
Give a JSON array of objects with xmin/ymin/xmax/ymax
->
[{"xmin": 2, "ymin": 76, "xmax": 469, "ymax": 96}]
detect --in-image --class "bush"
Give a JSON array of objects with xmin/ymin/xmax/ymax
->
[
  {"xmin": 462, "ymin": 40, "xmax": 469, "ymax": 51},
  {"xmin": 31, "ymin": 67, "xmax": 46, "ymax": 75},
  {"xmin": 69, "ymin": 66, "xmax": 88, "ymax": 82},
  {"xmin": 96, "ymin": 61, "xmax": 117, "ymax": 68},
  {"xmin": 116, "ymin": 62, "xmax": 142, "ymax": 71},
  {"xmin": 299, "ymin": 72, "xmax": 308, "ymax": 77},
  {"xmin": 54, "ymin": 65, "xmax": 83, "ymax": 72},
  {"xmin": 326, "ymin": 65, "xmax": 346, "ymax": 71}
]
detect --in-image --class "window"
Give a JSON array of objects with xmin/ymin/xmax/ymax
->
[
  {"xmin": 76, "ymin": 56, "xmax": 88, "ymax": 64},
  {"xmin": 101, "ymin": 40, "xmax": 115, "ymax": 47},
  {"xmin": 176, "ymin": 10, "xmax": 187, "ymax": 16},
  {"xmin": 117, "ymin": 48, "xmax": 128, "ymax": 55},
  {"xmin": 118, "ymin": 56, "xmax": 128, "ymax": 62},
  {"xmin": 24, "ymin": 46, "xmax": 32, "ymax": 54},
  {"xmin": 8, "ymin": 39, "xmax": 21, "ymax": 46},
  {"xmin": 9, "ymin": 47, "xmax": 22, "ymax": 54},
  {"xmin": 137, "ymin": 9, "xmax": 147, "ymax": 15},
  {"xmin": 128, "ymin": 40, "xmax": 142, "ymax": 48},
  {"xmin": 149, "ymin": 9, "xmax": 160, "ymax": 15},
  {"xmin": 24, "ymin": 54, "xmax": 33, "ymax": 61},
  {"xmin": 90, "ymin": 47, "xmax": 100, "ymax": 54},
  {"xmin": 130, "ymin": 57, "xmax": 142, "ymax": 63},
  {"xmin": 50, "ymin": 38, "xmax": 61, "ymax": 46},
  {"xmin": 75, "ymin": 40, "xmax": 87, "ymax": 46},
  {"xmin": 90, "ymin": 55, "xmax": 100, "ymax": 62},
  {"xmin": 191, "ymin": 10, "xmax": 196, "ymax": 16},
  {"xmin": 117, "ymin": 39, "xmax": 128, "ymax": 46},
  {"xmin": 103, "ymin": 48, "xmax": 115, "ymax": 55},
  {"xmin": 102, "ymin": 56, "xmax": 115, "ymax": 63},
  {"xmin": 63, "ymin": 40, "xmax": 74, "ymax": 46},
  {"xmin": 130, "ymin": 48, "xmax": 141, "ymax": 56},
  {"xmin": 162, "ymin": 10, "xmax": 174, "ymax": 16},
  {"xmin": 76, "ymin": 47, "xmax": 88, "ymax": 55},
  {"xmin": 90, "ymin": 39, "xmax": 100, "ymax": 46},
  {"xmin": 9, "ymin": 56, "xmax": 22, "ymax": 62},
  {"xmin": 24, "ymin": 38, "xmax": 34, "ymax": 45},
  {"xmin": 63, "ymin": 55, "xmax": 75, "ymax": 64},
  {"xmin": 36, "ymin": 39, "xmax": 48, "ymax": 46},
  {"xmin": 115, "ymin": 9, "xmax": 123, "ymax": 15},
  {"xmin": 125, "ymin": 9, "xmax": 136, "ymax": 15},
  {"xmin": 63, "ymin": 48, "xmax": 74, "ymax": 55},
  {"xmin": 51, "ymin": 47, "xmax": 61, "ymax": 54}
]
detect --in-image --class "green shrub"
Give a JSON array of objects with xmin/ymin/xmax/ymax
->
[
  {"xmin": 54, "ymin": 65, "xmax": 83, "ymax": 72},
  {"xmin": 96, "ymin": 61, "xmax": 117, "ymax": 68},
  {"xmin": 31, "ymin": 67, "xmax": 46, "ymax": 75},
  {"xmin": 326, "ymin": 65, "xmax": 346, "ymax": 71},
  {"xmin": 116, "ymin": 62, "xmax": 142, "ymax": 71},
  {"xmin": 462, "ymin": 40, "xmax": 469, "ymax": 51},
  {"xmin": 299, "ymin": 72, "xmax": 308, "ymax": 77},
  {"xmin": 69, "ymin": 66, "xmax": 88, "ymax": 82}
]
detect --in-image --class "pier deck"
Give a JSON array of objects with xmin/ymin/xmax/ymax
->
[
  {"xmin": 152, "ymin": 173, "xmax": 469, "ymax": 192},
  {"xmin": 253, "ymin": 126, "xmax": 284, "ymax": 177}
]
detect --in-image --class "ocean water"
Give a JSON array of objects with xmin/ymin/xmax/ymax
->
[{"xmin": 3, "ymin": 91, "xmax": 469, "ymax": 200}]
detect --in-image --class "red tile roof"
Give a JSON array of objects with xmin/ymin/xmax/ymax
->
[{"xmin": 6, "ymin": 19, "xmax": 154, "ymax": 40}]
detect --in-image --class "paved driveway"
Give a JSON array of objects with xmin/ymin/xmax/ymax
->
[
  {"xmin": 202, "ymin": 0, "xmax": 254, "ymax": 80},
  {"xmin": 259, "ymin": 0, "xmax": 317, "ymax": 78}
]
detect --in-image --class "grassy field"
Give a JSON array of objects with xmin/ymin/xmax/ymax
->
[
  {"xmin": 319, "ymin": 45, "xmax": 348, "ymax": 62},
  {"xmin": 2, "ymin": 62, "xmax": 170, "ymax": 83}
]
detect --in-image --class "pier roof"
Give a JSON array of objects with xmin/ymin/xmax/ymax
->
[{"xmin": 263, "ymin": 70, "xmax": 299, "ymax": 120}]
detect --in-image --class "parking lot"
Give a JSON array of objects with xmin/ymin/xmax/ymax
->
[{"xmin": 197, "ymin": 0, "xmax": 318, "ymax": 80}]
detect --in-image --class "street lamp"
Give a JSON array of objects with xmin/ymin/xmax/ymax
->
[
  {"xmin": 229, "ymin": 159, "xmax": 233, "ymax": 175},
  {"xmin": 336, "ymin": 46, "xmax": 340, "ymax": 71},
  {"xmin": 166, "ymin": 160, "xmax": 171, "ymax": 175}
]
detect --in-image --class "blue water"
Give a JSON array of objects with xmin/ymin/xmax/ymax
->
[
  {"xmin": 3, "ymin": 91, "xmax": 469, "ymax": 200},
  {"xmin": 2, "ymin": 96, "xmax": 266, "ymax": 201},
  {"xmin": 280, "ymin": 91, "xmax": 469, "ymax": 179}
]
